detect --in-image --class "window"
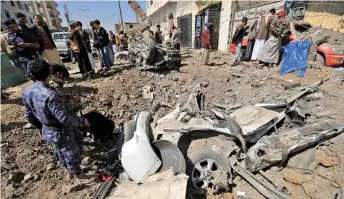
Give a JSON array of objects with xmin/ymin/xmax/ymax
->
[
  {"xmin": 17, "ymin": 1, "xmax": 23, "ymax": 9},
  {"xmin": 10, "ymin": 0, "xmax": 14, "ymax": 6},
  {"xmin": 53, "ymin": 33, "xmax": 67, "ymax": 40},
  {"xmin": 5, "ymin": 10, "xmax": 11, "ymax": 18},
  {"xmin": 24, "ymin": 4, "xmax": 29, "ymax": 12}
]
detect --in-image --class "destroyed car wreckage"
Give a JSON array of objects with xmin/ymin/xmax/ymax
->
[
  {"xmin": 114, "ymin": 80, "xmax": 344, "ymax": 198},
  {"xmin": 116, "ymin": 19, "xmax": 182, "ymax": 70}
]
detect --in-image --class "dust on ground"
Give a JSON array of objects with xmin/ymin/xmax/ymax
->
[{"xmin": 1, "ymin": 49, "xmax": 344, "ymax": 199}]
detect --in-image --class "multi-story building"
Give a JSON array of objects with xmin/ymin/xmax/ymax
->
[
  {"xmin": 29, "ymin": 0, "xmax": 62, "ymax": 31},
  {"xmin": 1, "ymin": 0, "xmax": 34, "ymax": 31}
]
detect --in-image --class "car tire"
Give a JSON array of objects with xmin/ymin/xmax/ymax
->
[
  {"xmin": 185, "ymin": 136, "xmax": 233, "ymax": 190},
  {"xmin": 141, "ymin": 38, "xmax": 155, "ymax": 61},
  {"xmin": 164, "ymin": 39, "xmax": 178, "ymax": 50},
  {"xmin": 315, "ymin": 53, "xmax": 325, "ymax": 66},
  {"xmin": 186, "ymin": 149, "xmax": 231, "ymax": 190}
]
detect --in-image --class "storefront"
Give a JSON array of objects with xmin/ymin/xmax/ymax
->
[{"xmin": 194, "ymin": 1, "xmax": 222, "ymax": 49}]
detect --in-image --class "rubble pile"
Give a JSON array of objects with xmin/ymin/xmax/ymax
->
[
  {"xmin": 1, "ymin": 50, "xmax": 344, "ymax": 199},
  {"xmin": 296, "ymin": 26, "xmax": 344, "ymax": 61}
]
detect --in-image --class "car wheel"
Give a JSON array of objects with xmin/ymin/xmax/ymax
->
[
  {"xmin": 184, "ymin": 135, "xmax": 234, "ymax": 190},
  {"xmin": 141, "ymin": 38, "xmax": 155, "ymax": 61},
  {"xmin": 186, "ymin": 149, "xmax": 231, "ymax": 190},
  {"xmin": 315, "ymin": 53, "xmax": 325, "ymax": 66}
]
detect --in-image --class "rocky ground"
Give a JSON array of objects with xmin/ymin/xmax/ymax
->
[{"xmin": 1, "ymin": 49, "xmax": 344, "ymax": 199}]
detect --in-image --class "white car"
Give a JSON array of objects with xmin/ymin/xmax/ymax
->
[{"xmin": 52, "ymin": 32, "xmax": 71, "ymax": 60}]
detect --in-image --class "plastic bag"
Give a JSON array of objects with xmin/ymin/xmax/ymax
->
[{"xmin": 280, "ymin": 40, "xmax": 312, "ymax": 77}]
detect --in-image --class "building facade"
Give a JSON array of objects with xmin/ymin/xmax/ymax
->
[
  {"xmin": 1, "ymin": 0, "xmax": 34, "ymax": 31},
  {"xmin": 29, "ymin": 0, "xmax": 62, "ymax": 31},
  {"xmin": 115, "ymin": 22, "xmax": 138, "ymax": 34},
  {"xmin": 147, "ymin": 0, "xmax": 344, "ymax": 52}
]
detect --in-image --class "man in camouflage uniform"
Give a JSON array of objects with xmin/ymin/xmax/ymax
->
[{"xmin": 22, "ymin": 59, "xmax": 93, "ymax": 180}]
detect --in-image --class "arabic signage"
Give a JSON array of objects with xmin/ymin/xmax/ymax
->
[{"xmin": 128, "ymin": 1, "xmax": 147, "ymax": 20}]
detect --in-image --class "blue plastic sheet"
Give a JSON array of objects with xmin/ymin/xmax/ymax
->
[{"xmin": 280, "ymin": 40, "xmax": 312, "ymax": 77}]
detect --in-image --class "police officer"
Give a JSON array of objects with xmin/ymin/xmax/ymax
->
[
  {"xmin": 5, "ymin": 18, "xmax": 40, "ymax": 78},
  {"xmin": 22, "ymin": 59, "xmax": 95, "ymax": 181}
]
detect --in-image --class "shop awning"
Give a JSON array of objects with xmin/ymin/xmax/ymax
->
[{"xmin": 195, "ymin": 0, "xmax": 221, "ymax": 13}]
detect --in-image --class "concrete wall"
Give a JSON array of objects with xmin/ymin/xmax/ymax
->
[
  {"xmin": 147, "ymin": 0, "xmax": 169, "ymax": 16},
  {"xmin": 218, "ymin": 0, "xmax": 233, "ymax": 52},
  {"xmin": 148, "ymin": 3, "xmax": 177, "ymax": 41}
]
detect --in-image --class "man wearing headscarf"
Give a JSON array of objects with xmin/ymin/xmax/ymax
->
[
  {"xmin": 257, "ymin": 10, "xmax": 289, "ymax": 67},
  {"xmin": 251, "ymin": 8, "xmax": 276, "ymax": 63},
  {"xmin": 30, "ymin": 15, "xmax": 64, "ymax": 65}
]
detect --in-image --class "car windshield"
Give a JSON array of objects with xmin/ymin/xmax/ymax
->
[{"xmin": 53, "ymin": 33, "xmax": 68, "ymax": 40}]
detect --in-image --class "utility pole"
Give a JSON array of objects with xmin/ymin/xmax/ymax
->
[
  {"xmin": 117, "ymin": 0, "xmax": 124, "ymax": 30},
  {"xmin": 64, "ymin": 4, "xmax": 70, "ymax": 24}
]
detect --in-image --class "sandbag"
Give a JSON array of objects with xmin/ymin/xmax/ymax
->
[{"xmin": 280, "ymin": 40, "xmax": 312, "ymax": 77}]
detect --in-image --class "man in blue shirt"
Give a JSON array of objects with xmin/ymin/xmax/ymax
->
[
  {"xmin": 5, "ymin": 18, "xmax": 40, "ymax": 78},
  {"xmin": 22, "ymin": 59, "xmax": 94, "ymax": 180}
]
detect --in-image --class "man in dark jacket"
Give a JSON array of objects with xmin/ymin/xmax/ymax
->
[
  {"xmin": 231, "ymin": 17, "xmax": 249, "ymax": 66},
  {"xmin": 155, "ymin": 25, "xmax": 163, "ymax": 44},
  {"xmin": 30, "ymin": 15, "xmax": 63, "ymax": 65},
  {"xmin": 76, "ymin": 21, "xmax": 95, "ymax": 69},
  {"xmin": 93, "ymin": 20, "xmax": 112, "ymax": 75},
  {"xmin": 15, "ymin": 13, "xmax": 30, "ymax": 32}
]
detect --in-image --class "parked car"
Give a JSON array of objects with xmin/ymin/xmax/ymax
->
[
  {"xmin": 316, "ymin": 44, "xmax": 344, "ymax": 68},
  {"xmin": 291, "ymin": 22, "xmax": 344, "ymax": 68},
  {"xmin": 52, "ymin": 32, "xmax": 71, "ymax": 61}
]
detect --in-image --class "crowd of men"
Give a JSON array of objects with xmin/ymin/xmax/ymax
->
[
  {"xmin": 1, "ymin": 13, "xmax": 187, "ymax": 180},
  {"xmin": 200, "ymin": 9, "xmax": 290, "ymax": 67}
]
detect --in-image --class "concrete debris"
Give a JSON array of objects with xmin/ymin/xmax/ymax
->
[
  {"xmin": 319, "ymin": 156, "xmax": 338, "ymax": 167},
  {"xmin": 110, "ymin": 172, "xmax": 188, "ymax": 199},
  {"xmin": 23, "ymin": 123, "xmax": 33, "ymax": 129},
  {"xmin": 22, "ymin": 173, "xmax": 34, "ymax": 183},
  {"xmin": 45, "ymin": 163, "xmax": 56, "ymax": 171},
  {"xmin": 118, "ymin": 95, "xmax": 129, "ymax": 108},
  {"xmin": 304, "ymin": 92, "xmax": 324, "ymax": 101},
  {"xmin": 200, "ymin": 81, "xmax": 209, "ymax": 88},
  {"xmin": 143, "ymin": 86, "xmax": 154, "ymax": 100}
]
